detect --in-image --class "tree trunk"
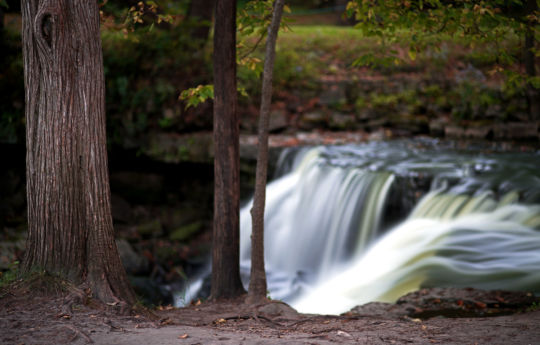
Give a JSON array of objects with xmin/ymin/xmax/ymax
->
[
  {"xmin": 210, "ymin": 0, "xmax": 245, "ymax": 300},
  {"xmin": 21, "ymin": 0, "xmax": 135, "ymax": 305},
  {"xmin": 187, "ymin": 0, "xmax": 215, "ymax": 45},
  {"xmin": 0, "ymin": 5, "xmax": 4, "ymax": 31},
  {"xmin": 247, "ymin": 0, "xmax": 286, "ymax": 304},
  {"xmin": 524, "ymin": 0, "xmax": 538, "ymax": 120}
]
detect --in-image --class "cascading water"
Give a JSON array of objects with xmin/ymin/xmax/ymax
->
[{"xmin": 239, "ymin": 140, "xmax": 540, "ymax": 315}]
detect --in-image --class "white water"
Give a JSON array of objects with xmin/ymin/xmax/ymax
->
[
  {"xmin": 239, "ymin": 141, "xmax": 540, "ymax": 314},
  {"xmin": 240, "ymin": 149, "xmax": 395, "ymax": 301}
]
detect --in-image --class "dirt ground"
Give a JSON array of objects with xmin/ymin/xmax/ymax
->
[{"xmin": 1, "ymin": 282, "xmax": 540, "ymax": 345}]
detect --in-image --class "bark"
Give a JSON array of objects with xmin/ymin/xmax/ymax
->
[
  {"xmin": 524, "ymin": 0, "xmax": 538, "ymax": 120},
  {"xmin": 21, "ymin": 0, "xmax": 135, "ymax": 304},
  {"xmin": 247, "ymin": 0, "xmax": 286, "ymax": 304},
  {"xmin": 0, "ymin": 6, "xmax": 4, "ymax": 31},
  {"xmin": 187, "ymin": 0, "xmax": 215, "ymax": 45},
  {"xmin": 210, "ymin": 0, "xmax": 245, "ymax": 299}
]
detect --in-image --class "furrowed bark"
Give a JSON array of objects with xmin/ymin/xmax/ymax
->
[{"xmin": 21, "ymin": 0, "xmax": 135, "ymax": 305}]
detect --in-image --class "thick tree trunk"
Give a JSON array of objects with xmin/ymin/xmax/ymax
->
[
  {"xmin": 210, "ymin": 0, "xmax": 245, "ymax": 299},
  {"xmin": 247, "ymin": 0, "xmax": 285, "ymax": 304},
  {"xmin": 21, "ymin": 0, "xmax": 135, "ymax": 305},
  {"xmin": 524, "ymin": 0, "xmax": 538, "ymax": 120},
  {"xmin": 187, "ymin": 0, "xmax": 215, "ymax": 45}
]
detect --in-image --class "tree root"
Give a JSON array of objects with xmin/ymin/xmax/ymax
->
[{"xmin": 65, "ymin": 324, "xmax": 94, "ymax": 344}]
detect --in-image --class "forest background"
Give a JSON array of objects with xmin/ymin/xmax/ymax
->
[{"xmin": 1, "ymin": 0, "xmax": 539, "ymax": 306}]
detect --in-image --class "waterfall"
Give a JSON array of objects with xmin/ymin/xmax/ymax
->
[
  {"xmin": 239, "ymin": 140, "xmax": 540, "ymax": 314},
  {"xmin": 240, "ymin": 148, "xmax": 396, "ymax": 301}
]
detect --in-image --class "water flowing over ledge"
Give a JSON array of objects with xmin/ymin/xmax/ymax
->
[{"xmin": 240, "ymin": 140, "xmax": 540, "ymax": 315}]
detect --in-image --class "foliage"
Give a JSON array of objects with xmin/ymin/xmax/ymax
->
[
  {"xmin": 345, "ymin": 0, "xmax": 539, "ymax": 92},
  {"xmin": 527, "ymin": 301, "xmax": 540, "ymax": 311},
  {"xmin": 179, "ymin": 85, "xmax": 214, "ymax": 109},
  {"xmin": 180, "ymin": 0, "xmax": 294, "ymax": 107},
  {"xmin": 237, "ymin": 0, "xmax": 292, "ymax": 61},
  {"xmin": 101, "ymin": 15, "xmax": 213, "ymax": 145},
  {"xmin": 0, "ymin": 261, "xmax": 19, "ymax": 288}
]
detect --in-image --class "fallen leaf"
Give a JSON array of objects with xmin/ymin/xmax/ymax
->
[
  {"xmin": 337, "ymin": 330, "xmax": 352, "ymax": 337},
  {"xmin": 475, "ymin": 302, "xmax": 487, "ymax": 309},
  {"xmin": 215, "ymin": 318, "xmax": 226, "ymax": 324},
  {"xmin": 160, "ymin": 318, "xmax": 173, "ymax": 325},
  {"xmin": 178, "ymin": 333, "xmax": 189, "ymax": 339}
]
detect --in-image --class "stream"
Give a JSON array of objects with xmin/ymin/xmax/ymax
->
[{"xmin": 180, "ymin": 139, "xmax": 540, "ymax": 315}]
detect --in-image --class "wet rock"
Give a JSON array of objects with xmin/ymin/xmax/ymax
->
[
  {"xmin": 269, "ymin": 109, "xmax": 288, "ymax": 132},
  {"xmin": 347, "ymin": 287, "xmax": 540, "ymax": 320},
  {"xmin": 493, "ymin": 122, "xmax": 539, "ymax": 140},
  {"xmin": 465, "ymin": 125, "xmax": 493, "ymax": 139},
  {"xmin": 319, "ymin": 82, "xmax": 347, "ymax": 106},
  {"xmin": 396, "ymin": 287, "xmax": 539, "ymax": 319},
  {"xmin": 116, "ymin": 239, "xmax": 150, "ymax": 275},
  {"xmin": 299, "ymin": 111, "xmax": 328, "ymax": 130},
  {"xmin": 429, "ymin": 119, "xmax": 447, "ymax": 137},
  {"xmin": 131, "ymin": 276, "xmax": 174, "ymax": 306},
  {"xmin": 387, "ymin": 115, "xmax": 429, "ymax": 135},
  {"xmin": 445, "ymin": 125, "xmax": 466, "ymax": 138},
  {"xmin": 329, "ymin": 113, "xmax": 357, "ymax": 130}
]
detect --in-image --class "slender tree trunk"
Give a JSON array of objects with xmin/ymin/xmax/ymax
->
[
  {"xmin": 524, "ymin": 0, "xmax": 538, "ymax": 120},
  {"xmin": 247, "ymin": 0, "xmax": 285, "ymax": 304},
  {"xmin": 211, "ymin": 0, "xmax": 245, "ymax": 300},
  {"xmin": 187, "ymin": 0, "xmax": 215, "ymax": 45},
  {"xmin": 21, "ymin": 0, "xmax": 135, "ymax": 305}
]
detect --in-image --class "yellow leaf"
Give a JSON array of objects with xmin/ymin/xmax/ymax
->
[
  {"xmin": 408, "ymin": 49, "xmax": 417, "ymax": 61},
  {"xmin": 283, "ymin": 5, "xmax": 291, "ymax": 13}
]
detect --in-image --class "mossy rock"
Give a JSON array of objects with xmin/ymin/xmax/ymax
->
[
  {"xmin": 170, "ymin": 221, "xmax": 203, "ymax": 242},
  {"xmin": 136, "ymin": 220, "xmax": 162, "ymax": 237}
]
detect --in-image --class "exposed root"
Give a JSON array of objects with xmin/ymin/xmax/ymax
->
[{"xmin": 64, "ymin": 324, "xmax": 94, "ymax": 344}]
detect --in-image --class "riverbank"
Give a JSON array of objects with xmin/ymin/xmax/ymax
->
[{"xmin": 1, "ymin": 283, "xmax": 539, "ymax": 345}]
